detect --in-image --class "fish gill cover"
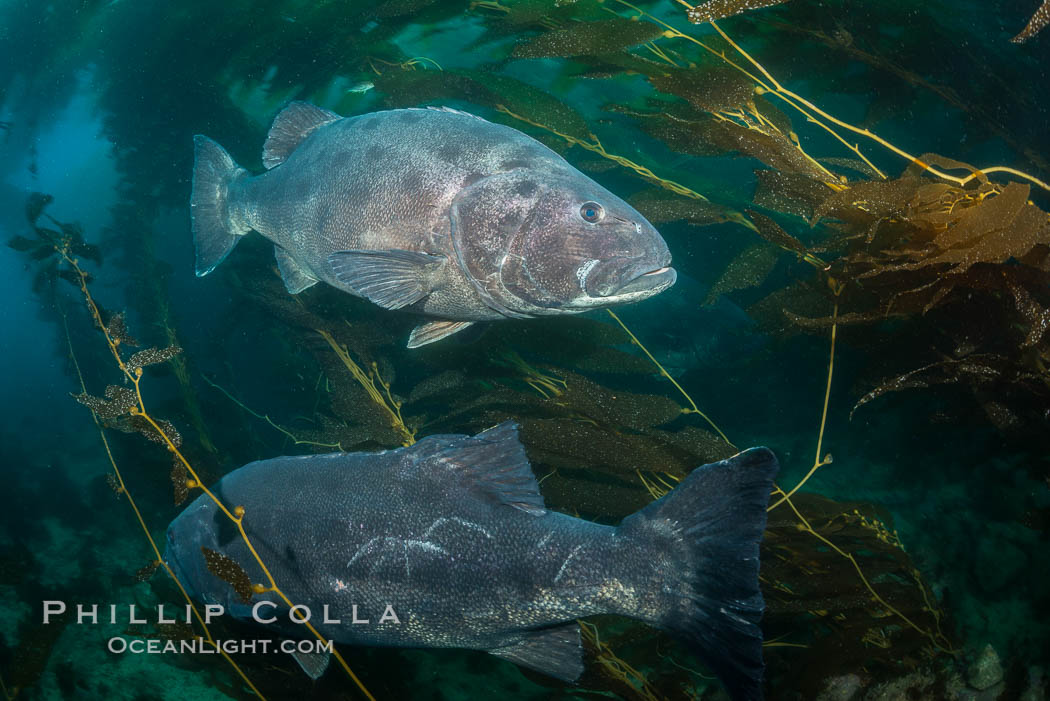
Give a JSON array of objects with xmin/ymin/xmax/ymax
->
[{"xmin": 0, "ymin": 0, "xmax": 1048, "ymax": 700}]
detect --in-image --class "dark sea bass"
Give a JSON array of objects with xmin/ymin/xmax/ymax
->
[
  {"xmin": 165, "ymin": 423, "xmax": 778, "ymax": 700},
  {"xmin": 190, "ymin": 102, "xmax": 677, "ymax": 347}
]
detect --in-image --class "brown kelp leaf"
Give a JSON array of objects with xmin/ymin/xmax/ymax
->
[
  {"xmin": 30, "ymin": 243, "xmax": 55, "ymax": 260},
  {"xmin": 1018, "ymin": 244, "xmax": 1050, "ymax": 272},
  {"xmin": 135, "ymin": 560, "xmax": 161, "ymax": 582},
  {"xmin": 25, "ymin": 192, "xmax": 54, "ymax": 226},
  {"xmin": 70, "ymin": 240, "xmax": 102, "ymax": 265},
  {"xmin": 687, "ymin": 0, "xmax": 791, "ymax": 23},
  {"xmin": 539, "ymin": 468, "xmax": 651, "ymax": 520},
  {"xmin": 861, "ymin": 183, "xmax": 1048, "ymax": 279},
  {"xmin": 201, "ymin": 548, "xmax": 254, "ymax": 604},
  {"xmin": 170, "ymin": 456, "xmax": 188, "ymax": 505},
  {"xmin": 58, "ymin": 268, "xmax": 92, "ymax": 286},
  {"xmin": 653, "ymin": 425, "xmax": 737, "ymax": 463},
  {"xmin": 850, "ymin": 355, "xmax": 1006, "ymax": 419},
  {"xmin": 74, "ymin": 385, "xmax": 137, "ymax": 419},
  {"xmin": 763, "ymin": 492, "xmax": 954, "ymax": 669},
  {"xmin": 7, "ymin": 235, "xmax": 40, "ymax": 252},
  {"xmin": 555, "ymin": 371, "xmax": 684, "ymax": 430},
  {"xmin": 131, "ymin": 415, "xmax": 183, "ymax": 449},
  {"xmin": 105, "ymin": 312, "xmax": 139, "ymax": 346},
  {"xmin": 638, "ymin": 113, "xmax": 826, "ymax": 177},
  {"xmin": 747, "ymin": 210, "xmax": 810, "ymax": 257},
  {"xmin": 563, "ymin": 346, "xmax": 657, "ymax": 376},
  {"xmin": 705, "ymin": 243, "xmax": 780, "ymax": 305},
  {"xmin": 981, "ymin": 400, "xmax": 1023, "ymax": 433},
  {"xmin": 923, "ymin": 183, "xmax": 1046, "ymax": 272},
  {"xmin": 374, "ymin": 68, "xmax": 591, "ymax": 141},
  {"xmin": 1011, "ymin": 0, "xmax": 1050, "ymax": 42},
  {"xmin": 407, "ymin": 370, "xmax": 468, "ymax": 404},
  {"xmin": 127, "ymin": 344, "xmax": 182, "ymax": 372},
  {"xmin": 748, "ymin": 279, "xmax": 832, "ymax": 333},
  {"xmin": 648, "ymin": 65, "xmax": 756, "ymax": 115},
  {"xmin": 811, "ymin": 177, "xmax": 923, "ymax": 229},
  {"xmin": 512, "ymin": 17, "xmax": 665, "ymax": 58},
  {"xmin": 753, "ymin": 170, "xmax": 832, "ymax": 220},
  {"xmin": 784, "ymin": 308, "xmax": 907, "ymax": 329},
  {"xmin": 905, "ymin": 152, "xmax": 990, "ymax": 185},
  {"xmin": 572, "ymin": 51, "xmax": 673, "ymax": 80},
  {"xmin": 628, "ymin": 189, "xmax": 730, "ymax": 226},
  {"xmin": 520, "ymin": 418, "xmax": 691, "ymax": 477},
  {"xmin": 1006, "ymin": 281, "xmax": 1050, "ymax": 349},
  {"xmin": 482, "ymin": 72, "xmax": 592, "ymax": 141},
  {"xmin": 818, "ymin": 157, "xmax": 881, "ymax": 181}
]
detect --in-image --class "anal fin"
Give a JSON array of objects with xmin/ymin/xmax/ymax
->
[
  {"xmin": 275, "ymin": 246, "xmax": 319, "ymax": 294},
  {"xmin": 327, "ymin": 249, "xmax": 445, "ymax": 310},
  {"xmin": 407, "ymin": 320, "xmax": 474, "ymax": 348},
  {"xmin": 289, "ymin": 645, "xmax": 331, "ymax": 680},
  {"xmin": 488, "ymin": 623, "xmax": 584, "ymax": 682}
]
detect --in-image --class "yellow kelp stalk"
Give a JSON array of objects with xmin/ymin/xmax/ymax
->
[{"xmin": 55, "ymin": 243, "xmax": 377, "ymax": 701}]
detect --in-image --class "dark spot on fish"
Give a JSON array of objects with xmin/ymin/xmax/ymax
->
[
  {"xmin": 400, "ymin": 172, "xmax": 422, "ymax": 192},
  {"xmin": 438, "ymin": 141, "xmax": 460, "ymax": 161},
  {"xmin": 462, "ymin": 171, "xmax": 486, "ymax": 188},
  {"xmin": 500, "ymin": 159, "xmax": 528, "ymax": 171},
  {"xmin": 400, "ymin": 111, "xmax": 424, "ymax": 125},
  {"xmin": 514, "ymin": 180, "xmax": 538, "ymax": 197},
  {"xmin": 215, "ymin": 510, "xmax": 238, "ymax": 548},
  {"xmin": 366, "ymin": 144, "xmax": 386, "ymax": 161},
  {"xmin": 360, "ymin": 118, "xmax": 378, "ymax": 131}
]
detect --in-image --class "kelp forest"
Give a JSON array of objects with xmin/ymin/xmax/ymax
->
[{"xmin": 0, "ymin": 0, "xmax": 1048, "ymax": 699}]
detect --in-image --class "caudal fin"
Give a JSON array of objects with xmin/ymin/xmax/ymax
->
[
  {"xmin": 190, "ymin": 135, "xmax": 249, "ymax": 276},
  {"xmin": 619, "ymin": 448, "xmax": 778, "ymax": 701}
]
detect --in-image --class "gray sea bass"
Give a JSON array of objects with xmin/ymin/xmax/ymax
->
[
  {"xmin": 190, "ymin": 102, "xmax": 677, "ymax": 347},
  {"xmin": 165, "ymin": 423, "xmax": 778, "ymax": 700}
]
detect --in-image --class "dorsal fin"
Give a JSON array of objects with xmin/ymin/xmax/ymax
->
[
  {"xmin": 262, "ymin": 101, "xmax": 340, "ymax": 169},
  {"xmin": 425, "ymin": 105, "xmax": 490, "ymax": 122},
  {"xmin": 433, "ymin": 422, "xmax": 546, "ymax": 515}
]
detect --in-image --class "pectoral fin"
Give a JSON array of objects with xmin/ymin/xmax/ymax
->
[
  {"xmin": 407, "ymin": 320, "xmax": 474, "ymax": 348},
  {"xmin": 288, "ymin": 646, "xmax": 331, "ymax": 680},
  {"xmin": 488, "ymin": 623, "xmax": 584, "ymax": 682},
  {"xmin": 328, "ymin": 249, "xmax": 445, "ymax": 310},
  {"xmin": 275, "ymin": 246, "xmax": 319, "ymax": 294}
]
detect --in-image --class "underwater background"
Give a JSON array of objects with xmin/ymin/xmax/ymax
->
[{"xmin": 1, "ymin": 0, "xmax": 1049, "ymax": 699}]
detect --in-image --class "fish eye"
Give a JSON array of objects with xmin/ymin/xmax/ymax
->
[{"xmin": 579, "ymin": 201, "xmax": 604, "ymax": 223}]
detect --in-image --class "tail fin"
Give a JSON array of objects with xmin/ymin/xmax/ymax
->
[
  {"xmin": 190, "ymin": 135, "xmax": 249, "ymax": 276},
  {"xmin": 619, "ymin": 448, "xmax": 778, "ymax": 701}
]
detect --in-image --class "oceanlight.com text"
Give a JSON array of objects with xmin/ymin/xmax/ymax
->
[{"xmin": 107, "ymin": 637, "xmax": 334, "ymax": 656}]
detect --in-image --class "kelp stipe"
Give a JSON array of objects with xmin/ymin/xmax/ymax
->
[{"xmin": 10, "ymin": 196, "xmax": 375, "ymax": 701}]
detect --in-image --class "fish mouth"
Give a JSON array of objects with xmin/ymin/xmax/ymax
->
[{"xmin": 610, "ymin": 265, "xmax": 677, "ymax": 296}]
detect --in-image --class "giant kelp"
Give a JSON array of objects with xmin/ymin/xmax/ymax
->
[{"xmin": 6, "ymin": 0, "xmax": 1049, "ymax": 697}]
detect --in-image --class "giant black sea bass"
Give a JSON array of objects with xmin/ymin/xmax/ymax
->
[
  {"xmin": 190, "ymin": 102, "xmax": 677, "ymax": 347},
  {"xmin": 165, "ymin": 423, "xmax": 778, "ymax": 701}
]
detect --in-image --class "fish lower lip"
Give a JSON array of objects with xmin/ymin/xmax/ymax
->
[{"xmin": 614, "ymin": 266, "xmax": 677, "ymax": 294}]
